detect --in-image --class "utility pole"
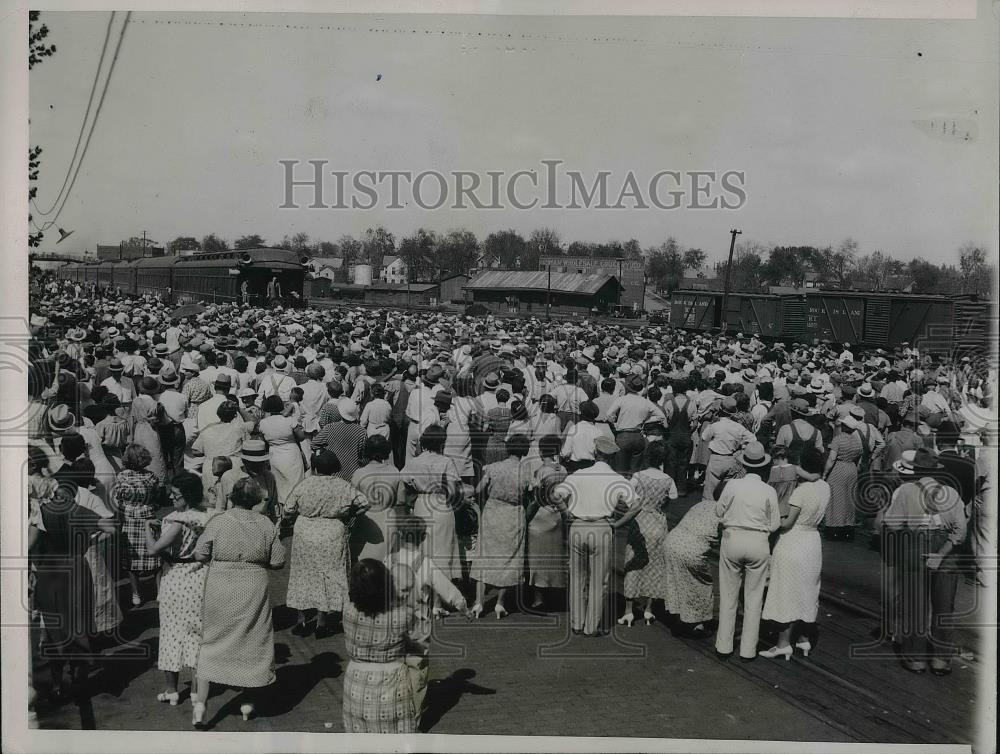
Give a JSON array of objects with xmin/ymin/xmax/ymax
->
[
  {"xmin": 617, "ymin": 257, "xmax": 624, "ymax": 305},
  {"xmin": 719, "ymin": 228, "xmax": 742, "ymax": 334},
  {"xmin": 142, "ymin": 229, "xmax": 147, "ymax": 258},
  {"xmin": 546, "ymin": 263, "xmax": 552, "ymax": 320}
]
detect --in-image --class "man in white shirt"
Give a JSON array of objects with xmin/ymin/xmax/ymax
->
[
  {"xmin": 715, "ymin": 442, "xmax": 780, "ymax": 659},
  {"xmin": 561, "ymin": 401, "xmax": 605, "ymax": 472},
  {"xmin": 258, "ymin": 356, "xmax": 296, "ymax": 404},
  {"xmin": 298, "ymin": 363, "xmax": 329, "ymax": 435},
  {"xmin": 921, "ymin": 378, "xmax": 954, "ymax": 428},
  {"xmin": 197, "ymin": 373, "xmax": 239, "ymax": 433},
  {"xmin": 556, "ymin": 436, "xmax": 636, "ymax": 637},
  {"xmin": 405, "ymin": 365, "xmax": 444, "ymax": 462},
  {"xmin": 100, "ymin": 358, "xmax": 135, "ymax": 406}
]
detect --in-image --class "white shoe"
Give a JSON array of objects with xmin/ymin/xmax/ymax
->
[
  {"xmin": 156, "ymin": 690, "xmax": 180, "ymax": 706},
  {"xmin": 795, "ymin": 639, "xmax": 812, "ymax": 657},
  {"xmin": 760, "ymin": 645, "xmax": 793, "ymax": 661},
  {"xmin": 240, "ymin": 703, "xmax": 255, "ymax": 721},
  {"xmin": 192, "ymin": 701, "xmax": 207, "ymax": 728}
]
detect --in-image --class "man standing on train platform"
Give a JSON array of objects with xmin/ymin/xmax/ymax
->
[
  {"xmin": 558, "ymin": 436, "xmax": 637, "ymax": 638},
  {"xmin": 266, "ymin": 275, "xmax": 282, "ymax": 307}
]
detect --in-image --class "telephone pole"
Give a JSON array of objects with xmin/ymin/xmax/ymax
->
[{"xmin": 719, "ymin": 228, "xmax": 742, "ymax": 334}]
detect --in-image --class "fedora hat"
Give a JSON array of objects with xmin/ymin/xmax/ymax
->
[
  {"xmin": 790, "ymin": 397, "xmax": 812, "ymax": 416},
  {"xmin": 433, "ymin": 389, "xmax": 454, "ymax": 410},
  {"xmin": 911, "ymin": 447, "xmax": 944, "ymax": 473},
  {"xmin": 424, "ymin": 365, "xmax": 444, "ymax": 385},
  {"xmin": 109, "ymin": 357, "xmax": 125, "ymax": 373},
  {"xmin": 159, "ymin": 366, "xmax": 179, "ymax": 386},
  {"xmin": 153, "ymin": 343, "xmax": 170, "ymax": 356},
  {"xmin": 48, "ymin": 404, "xmax": 76, "ymax": 432},
  {"xmin": 857, "ymin": 382, "xmax": 875, "ymax": 398},
  {"xmin": 240, "ymin": 439, "xmax": 269, "ymax": 462},
  {"xmin": 838, "ymin": 413, "xmax": 857, "ymax": 429},
  {"xmin": 483, "ymin": 372, "xmax": 500, "ymax": 391},
  {"xmin": 736, "ymin": 441, "xmax": 771, "ymax": 468},
  {"xmin": 720, "ymin": 396, "xmax": 738, "ymax": 414}
]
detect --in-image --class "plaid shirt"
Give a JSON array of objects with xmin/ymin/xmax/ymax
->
[{"xmin": 343, "ymin": 603, "xmax": 414, "ymax": 663}]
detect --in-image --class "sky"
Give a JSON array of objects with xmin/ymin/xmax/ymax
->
[{"xmin": 27, "ymin": 8, "xmax": 999, "ymax": 265}]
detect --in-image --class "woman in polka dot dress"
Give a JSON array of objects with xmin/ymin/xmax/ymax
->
[{"xmin": 143, "ymin": 471, "xmax": 216, "ymax": 707}]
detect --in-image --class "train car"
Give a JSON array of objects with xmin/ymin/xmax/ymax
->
[
  {"xmin": 668, "ymin": 289, "xmax": 783, "ymax": 336},
  {"xmin": 670, "ymin": 288, "xmax": 990, "ymax": 352},
  {"xmin": 134, "ymin": 256, "xmax": 178, "ymax": 298},
  {"xmin": 171, "ymin": 248, "xmax": 306, "ymax": 305},
  {"xmin": 111, "ymin": 259, "xmax": 136, "ymax": 293},
  {"xmin": 84, "ymin": 261, "xmax": 101, "ymax": 285}
]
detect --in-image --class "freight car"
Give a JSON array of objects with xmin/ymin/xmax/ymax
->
[
  {"xmin": 669, "ymin": 288, "xmax": 990, "ymax": 353},
  {"xmin": 55, "ymin": 248, "xmax": 306, "ymax": 305}
]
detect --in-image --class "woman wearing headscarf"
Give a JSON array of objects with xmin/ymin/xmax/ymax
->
[
  {"xmin": 192, "ymin": 477, "xmax": 286, "ymax": 727},
  {"xmin": 283, "ymin": 451, "xmax": 370, "ymax": 639},
  {"xmin": 822, "ymin": 412, "xmax": 864, "ymax": 541},
  {"xmin": 350, "ymin": 435, "xmax": 400, "ymax": 562},
  {"xmin": 258, "ymin": 394, "xmax": 307, "ymax": 506},
  {"xmin": 130, "ymin": 377, "xmax": 167, "ymax": 481},
  {"xmin": 114, "ymin": 444, "xmax": 162, "ymax": 607},
  {"xmin": 471, "ymin": 434, "xmax": 532, "ymax": 619},
  {"xmin": 143, "ymin": 471, "xmax": 215, "ymax": 706}
]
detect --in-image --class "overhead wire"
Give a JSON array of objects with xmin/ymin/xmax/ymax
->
[
  {"xmin": 31, "ymin": 11, "xmax": 116, "ymax": 217},
  {"xmin": 33, "ymin": 11, "xmax": 132, "ymax": 233}
]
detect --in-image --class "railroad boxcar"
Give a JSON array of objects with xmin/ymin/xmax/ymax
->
[
  {"xmin": 111, "ymin": 260, "xmax": 136, "ymax": 293},
  {"xmin": 668, "ymin": 289, "xmax": 783, "ymax": 336}
]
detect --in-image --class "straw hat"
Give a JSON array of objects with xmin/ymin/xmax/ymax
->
[
  {"xmin": 736, "ymin": 442, "xmax": 771, "ymax": 468},
  {"xmin": 241, "ymin": 439, "xmax": 269, "ymax": 463}
]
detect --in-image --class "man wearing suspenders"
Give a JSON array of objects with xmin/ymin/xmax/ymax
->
[{"xmin": 664, "ymin": 378, "xmax": 696, "ymax": 496}]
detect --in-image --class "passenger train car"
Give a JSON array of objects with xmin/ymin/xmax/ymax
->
[
  {"xmin": 669, "ymin": 288, "xmax": 990, "ymax": 353},
  {"xmin": 54, "ymin": 248, "xmax": 307, "ymax": 305}
]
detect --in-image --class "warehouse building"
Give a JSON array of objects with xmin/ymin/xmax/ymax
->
[
  {"xmin": 539, "ymin": 255, "xmax": 644, "ymax": 307},
  {"xmin": 463, "ymin": 270, "xmax": 622, "ymax": 315}
]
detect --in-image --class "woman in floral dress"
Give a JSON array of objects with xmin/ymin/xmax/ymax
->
[
  {"xmin": 114, "ymin": 444, "xmax": 162, "ymax": 606},
  {"xmin": 661, "ymin": 499, "xmax": 722, "ymax": 634},
  {"xmin": 618, "ymin": 443, "xmax": 678, "ymax": 626},
  {"xmin": 143, "ymin": 471, "xmax": 215, "ymax": 705},
  {"xmin": 471, "ymin": 434, "xmax": 532, "ymax": 619},
  {"xmin": 284, "ymin": 451, "xmax": 369, "ymax": 638}
]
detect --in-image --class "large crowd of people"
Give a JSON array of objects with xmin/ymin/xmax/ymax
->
[{"xmin": 25, "ymin": 272, "xmax": 997, "ymax": 732}]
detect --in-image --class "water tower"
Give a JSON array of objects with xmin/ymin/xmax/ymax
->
[{"xmin": 354, "ymin": 263, "xmax": 373, "ymax": 286}]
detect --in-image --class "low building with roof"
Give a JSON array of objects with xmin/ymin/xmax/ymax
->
[{"xmin": 463, "ymin": 270, "xmax": 622, "ymax": 314}]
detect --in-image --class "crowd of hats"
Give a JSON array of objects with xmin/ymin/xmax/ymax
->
[{"xmin": 30, "ymin": 277, "xmax": 982, "ymax": 412}]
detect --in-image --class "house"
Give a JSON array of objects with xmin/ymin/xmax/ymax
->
[
  {"xmin": 380, "ymin": 255, "xmax": 408, "ymax": 284},
  {"xmin": 464, "ymin": 270, "xmax": 622, "ymax": 314},
  {"xmin": 474, "ymin": 251, "xmax": 502, "ymax": 272},
  {"xmin": 306, "ymin": 256, "xmax": 347, "ymax": 283}
]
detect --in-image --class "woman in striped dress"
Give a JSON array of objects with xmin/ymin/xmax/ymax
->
[{"xmin": 822, "ymin": 414, "xmax": 863, "ymax": 540}]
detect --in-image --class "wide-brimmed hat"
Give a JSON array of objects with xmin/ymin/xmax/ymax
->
[
  {"xmin": 241, "ymin": 439, "xmax": 269, "ymax": 462},
  {"xmin": 809, "ymin": 378, "xmax": 825, "ymax": 394},
  {"xmin": 626, "ymin": 374, "xmax": 645, "ymax": 392},
  {"xmin": 720, "ymin": 396, "xmax": 737, "ymax": 414},
  {"xmin": 790, "ymin": 397, "xmax": 812, "ymax": 416},
  {"xmin": 857, "ymin": 382, "xmax": 875, "ymax": 399},
  {"xmin": 594, "ymin": 435, "xmax": 620, "ymax": 455},
  {"xmin": 911, "ymin": 447, "xmax": 944, "ymax": 473},
  {"xmin": 66, "ymin": 327, "xmax": 87, "ymax": 342},
  {"xmin": 483, "ymin": 372, "xmax": 500, "ymax": 391},
  {"xmin": 337, "ymin": 397, "xmax": 360, "ymax": 421},
  {"xmin": 736, "ymin": 441, "xmax": 771, "ymax": 468},
  {"xmin": 237, "ymin": 387, "xmax": 256, "ymax": 399},
  {"xmin": 48, "ymin": 404, "xmax": 75, "ymax": 432},
  {"xmin": 159, "ymin": 366, "xmax": 179, "ymax": 386},
  {"xmin": 838, "ymin": 413, "xmax": 857, "ymax": 429},
  {"xmin": 892, "ymin": 449, "xmax": 918, "ymax": 475},
  {"xmin": 214, "ymin": 373, "xmax": 232, "ymax": 389},
  {"xmin": 109, "ymin": 357, "xmax": 125, "ymax": 373},
  {"xmin": 424, "ymin": 365, "xmax": 444, "ymax": 385},
  {"xmin": 153, "ymin": 343, "xmax": 170, "ymax": 356}
]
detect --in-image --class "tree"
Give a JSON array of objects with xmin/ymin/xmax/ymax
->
[
  {"xmin": 398, "ymin": 228, "xmax": 439, "ymax": 282},
  {"xmin": 234, "ymin": 234, "xmax": 266, "ymax": 250},
  {"xmin": 717, "ymin": 241, "xmax": 767, "ymax": 292},
  {"xmin": 120, "ymin": 235, "xmax": 160, "ymax": 257},
  {"xmin": 958, "ymin": 243, "xmax": 993, "ymax": 296},
  {"xmin": 337, "ymin": 235, "xmax": 363, "ymax": 265},
  {"xmin": 167, "ymin": 236, "xmax": 201, "ymax": 254},
  {"xmin": 528, "ymin": 228, "xmax": 562, "ymax": 268},
  {"xmin": 201, "ymin": 233, "xmax": 230, "ymax": 252},
  {"xmin": 438, "ymin": 229, "xmax": 479, "ymax": 277},
  {"xmin": 363, "ymin": 226, "xmax": 396, "ymax": 267},
  {"xmin": 854, "ymin": 249, "xmax": 894, "ymax": 291},
  {"xmin": 645, "ymin": 237, "xmax": 684, "ymax": 293},
  {"xmin": 483, "ymin": 229, "xmax": 528, "ymax": 270},
  {"xmin": 763, "ymin": 246, "xmax": 814, "ymax": 287},
  {"xmin": 314, "ymin": 240, "xmax": 339, "ymax": 256},
  {"xmin": 623, "ymin": 239, "xmax": 643, "ymax": 261},
  {"xmin": 682, "ymin": 248, "xmax": 707, "ymax": 271},
  {"xmin": 28, "ymin": 12, "xmax": 57, "ymax": 248}
]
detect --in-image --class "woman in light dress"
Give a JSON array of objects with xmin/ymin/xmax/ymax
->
[
  {"xmin": 350, "ymin": 435, "xmax": 400, "ymax": 562},
  {"xmin": 283, "ymin": 451, "xmax": 369, "ymax": 639},
  {"xmin": 258, "ymin": 395, "xmax": 306, "ymax": 507},
  {"xmin": 143, "ymin": 471, "xmax": 215, "ymax": 705},
  {"xmin": 130, "ymin": 378, "xmax": 167, "ymax": 481},
  {"xmin": 761, "ymin": 447, "xmax": 830, "ymax": 659}
]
